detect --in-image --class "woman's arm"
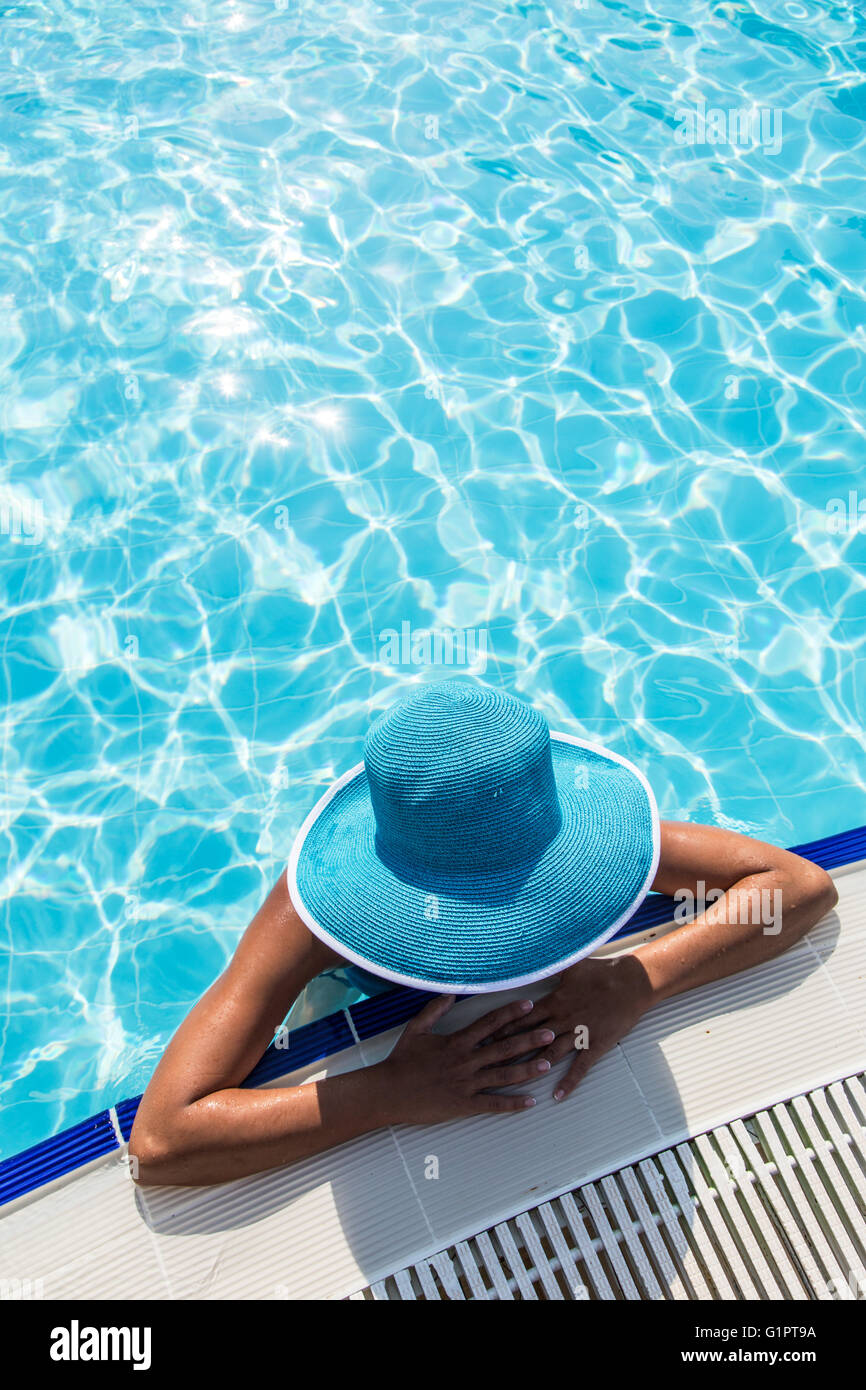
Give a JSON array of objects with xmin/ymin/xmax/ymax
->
[
  {"xmin": 490, "ymin": 820, "xmax": 838, "ymax": 1102},
  {"xmin": 129, "ymin": 874, "xmax": 550, "ymax": 1187},
  {"xmin": 129, "ymin": 871, "xmax": 345, "ymax": 1185},
  {"xmin": 637, "ymin": 819, "xmax": 838, "ymax": 1000}
]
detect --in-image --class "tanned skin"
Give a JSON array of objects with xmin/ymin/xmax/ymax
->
[{"xmin": 129, "ymin": 822, "xmax": 837, "ymax": 1187}]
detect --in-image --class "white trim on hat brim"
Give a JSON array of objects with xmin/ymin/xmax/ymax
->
[{"xmin": 286, "ymin": 731, "xmax": 661, "ymax": 995}]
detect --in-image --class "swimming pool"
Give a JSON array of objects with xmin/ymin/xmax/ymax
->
[{"xmin": 2, "ymin": 0, "xmax": 865, "ymax": 1156}]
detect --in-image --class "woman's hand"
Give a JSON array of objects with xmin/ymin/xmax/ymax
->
[
  {"xmin": 489, "ymin": 955, "xmax": 653, "ymax": 1104},
  {"xmin": 479, "ymin": 822, "xmax": 838, "ymax": 1111},
  {"xmin": 372, "ymin": 994, "xmax": 558, "ymax": 1126}
]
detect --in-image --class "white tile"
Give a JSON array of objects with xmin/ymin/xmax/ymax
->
[
  {"xmin": 621, "ymin": 932, "xmax": 866, "ymax": 1140},
  {"xmin": 393, "ymin": 1046, "xmax": 663, "ymax": 1247},
  {"xmin": 0, "ymin": 1155, "xmax": 171, "ymax": 1300},
  {"xmin": 140, "ymin": 1126, "xmax": 433, "ymax": 1300}
]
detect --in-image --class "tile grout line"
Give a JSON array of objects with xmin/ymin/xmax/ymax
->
[
  {"xmin": 616, "ymin": 1041, "xmax": 668, "ymax": 1146},
  {"xmin": 107, "ymin": 1110, "xmax": 177, "ymax": 1301},
  {"xmin": 343, "ymin": 1007, "xmax": 362, "ymax": 1047},
  {"xmin": 386, "ymin": 1122, "xmax": 439, "ymax": 1251},
  {"xmin": 107, "ymin": 1106, "xmax": 124, "ymax": 1148},
  {"xmin": 804, "ymin": 920, "xmax": 866, "ymax": 1044},
  {"xmin": 343, "ymin": 1005, "xmax": 439, "ymax": 1253}
]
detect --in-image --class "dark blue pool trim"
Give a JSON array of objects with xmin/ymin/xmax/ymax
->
[{"xmin": 2, "ymin": 820, "xmax": 863, "ymax": 1209}]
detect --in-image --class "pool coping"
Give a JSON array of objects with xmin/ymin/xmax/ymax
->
[{"xmin": 3, "ymin": 820, "xmax": 865, "ymax": 1210}]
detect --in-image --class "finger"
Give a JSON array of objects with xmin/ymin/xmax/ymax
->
[
  {"xmin": 473, "ymin": 1092, "xmax": 537, "ymax": 1114},
  {"xmin": 475, "ymin": 1028, "xmax": 556, "ymax": 1067},
  {"xmin": 485, "ymin": 1012, "xmax": 552, "ymax": 1043},
  {"xmin": 405, "ymin": 993, "xmax": 456, "ymax": 1035},
  {"xmin": 552, "ymin": 1053, "xmax": 594, "ymax": 1103},
  {"xmin": 486, "ymin": 979, "xmax": 561, "ymax": 1039},
  {"xmin": 457, "ymin": 998, "xmax": 536, "ymax": 1049},
  {"xmin": 537, "ymin": 1031, "xmax": 578, "ymax": 1067},
  {"xmin": 478, "ymin": 1056, "xmax": 554, "ymax": 1088}
]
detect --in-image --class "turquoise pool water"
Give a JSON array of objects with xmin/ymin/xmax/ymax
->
[{"xmin": 2, "ymin": 0, "xmax": 866, "ymax": 1155}]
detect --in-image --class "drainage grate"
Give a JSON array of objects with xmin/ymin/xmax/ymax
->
[{"xmin": 350, "ymin": 1073, "xmax": 866, "ymax": 1301}]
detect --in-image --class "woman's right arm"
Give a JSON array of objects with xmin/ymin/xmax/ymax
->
[{"xmin": 129, "ymin": 874, "xmax": 550, "ymax": 1187}]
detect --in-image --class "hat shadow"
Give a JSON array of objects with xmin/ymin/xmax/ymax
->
[{"xmin": 133, "ymin": 912, "xmax": 839, "ymax": 1298}]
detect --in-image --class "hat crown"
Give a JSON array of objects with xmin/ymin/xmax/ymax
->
[{"xmin": 364, "ymin": 681, "xmax": 562, "ymax": 872}]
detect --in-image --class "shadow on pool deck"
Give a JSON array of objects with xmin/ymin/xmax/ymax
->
[{"xmin": 130, "ymin": 914, "xmax": 842, "ymax": 1297}]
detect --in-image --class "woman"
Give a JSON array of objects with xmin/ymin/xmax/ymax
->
[{"xmin": 130, "ymin": 681, "xmax": 837, "ymax": 1186}]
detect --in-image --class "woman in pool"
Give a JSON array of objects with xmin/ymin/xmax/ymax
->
[{"xmin": 130, "ymin": 680, "xmax": 837, "ymax": 1187}]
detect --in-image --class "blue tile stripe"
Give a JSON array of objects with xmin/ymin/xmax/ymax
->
[
  {"xmin": 609, "ymin": 822, "xmax": 866, "ymax": 939},
  {"xmin": 349, "ymin": 985, "xmax": 437, "ymax": 1040},
  {"xmin": 790, "ymin": 823, "xmax": 866, "ymax": 870},
  {"xmin": 243, "ymin": 1010, "xmax": 356, "ymax": 1089},
  {"xmin": 114, "ymin": 1096, "xmax": 142, "ymax": 1144},
  {"xmin": 111, "ymin": 1011, "xmax": 357, "ymax": 1144},
  {"xmin": 3, "ymin": 820, "xmax": 864, "ymax": 1208},
  {"xmin": 0, "ymin": 1111, "xmax": 118, "ymax": 1207}
]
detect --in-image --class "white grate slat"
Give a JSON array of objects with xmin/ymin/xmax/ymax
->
[
  {"xmin": 618, "ymin": 1166, "xmax": 689, "ymax": 1299},
  {"xmin": 430, "ymin": 1250, "xmax": 465, "ymax": 1300},
  {"xmin": 412, "ymin": 1259, "xmax": 443, "ymax": 1300},
  {"xmin": 673, "ymin": 1140, "xmax": 761, "ymax": 1297},
  {"xmin": 580, "ymin": 1180, "xmax": 641, "ymax": 1299},
  {"xmin": 558, "ymin": 1191, "xmax": 617, "ymax": 1300},
  {"xmin": 740, "ymin": 1108, "xmax": 852, "ymax": 1298},
  {"xmin": 493, "ymin": 1221, "xmax": 538, "ymax": 1300},
  {"xmin": 473, "ymin": 1228, "xmax": 515, "ymax": 1300},
  {"xmin": 722, "ymin": 1117, "xmax": 817, "ymax": 1301},
  {"xmin": 654, "ymin": 1149, "xmax": 738, "ymax": 1298},
  {"xmin": 536, "ymin": 1200, "xmax": 590, "ymax": 1300},
  {"xmin": 808, "ymin": 1088, "xmax": 866, "ymax": 1211},
  {"xmin": 454, "ymin": 1240, "xmax": 490, "ymax": 1300},
  {"xmin": 694, "ymin": 1131, "xmax": 785, "ymax": 1299},
  {"xmin": 637, "ymin": 1158, "xmax": 715, "ymax": 1300},
  {"xmin": 393, "ymin": 1268, "xmax": 416, "ymax": 1300},
  {"xmin": 357, "ymin": 1073, "xmax": 866, "ymax": 1301},
  {"xmin": 791, "ymin": 1094, "xmax": 866, "ymax": 1284},
  {"xmin": 599, "ymin": 1173, "xmax": 665, "ymax": 1299},
  {"xmin": 765, "ymin": 1102, "xmax": 861, "ymax": 1295},
  {"xmin": 514, "ymin": 1212, "xmax": 564, "ymax": 1300}
]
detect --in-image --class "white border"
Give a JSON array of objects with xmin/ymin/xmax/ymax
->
[{"xmin": 286, "ymin": 732, "xmax": 661, "ymax": 995}]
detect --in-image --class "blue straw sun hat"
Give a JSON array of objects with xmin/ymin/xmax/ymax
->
[{"xmin": 287, "ymin": 680, "xmax": 659, "ymax": 993}]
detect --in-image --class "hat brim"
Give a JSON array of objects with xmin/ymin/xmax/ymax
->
[{"xmin": 287, "ymin": 733, "xmax": 660, "ymax": 994}]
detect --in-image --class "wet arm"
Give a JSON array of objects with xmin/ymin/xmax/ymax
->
[
  {"xmin": 128, "ymin": 874, "xmax": 393, "ymax": 1186},
  {"xmin": 634, "ymin": 820, "xmax": 838, "ymax": 1004}
]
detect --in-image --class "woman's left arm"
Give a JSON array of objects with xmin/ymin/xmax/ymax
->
[
  {"xmin": 493, "ymin": 820, "xmax": 838, "ymax": 1102},
  {"xmin": 636, "ymin": 819, "xmax": 838, "ymax": 1000}
]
